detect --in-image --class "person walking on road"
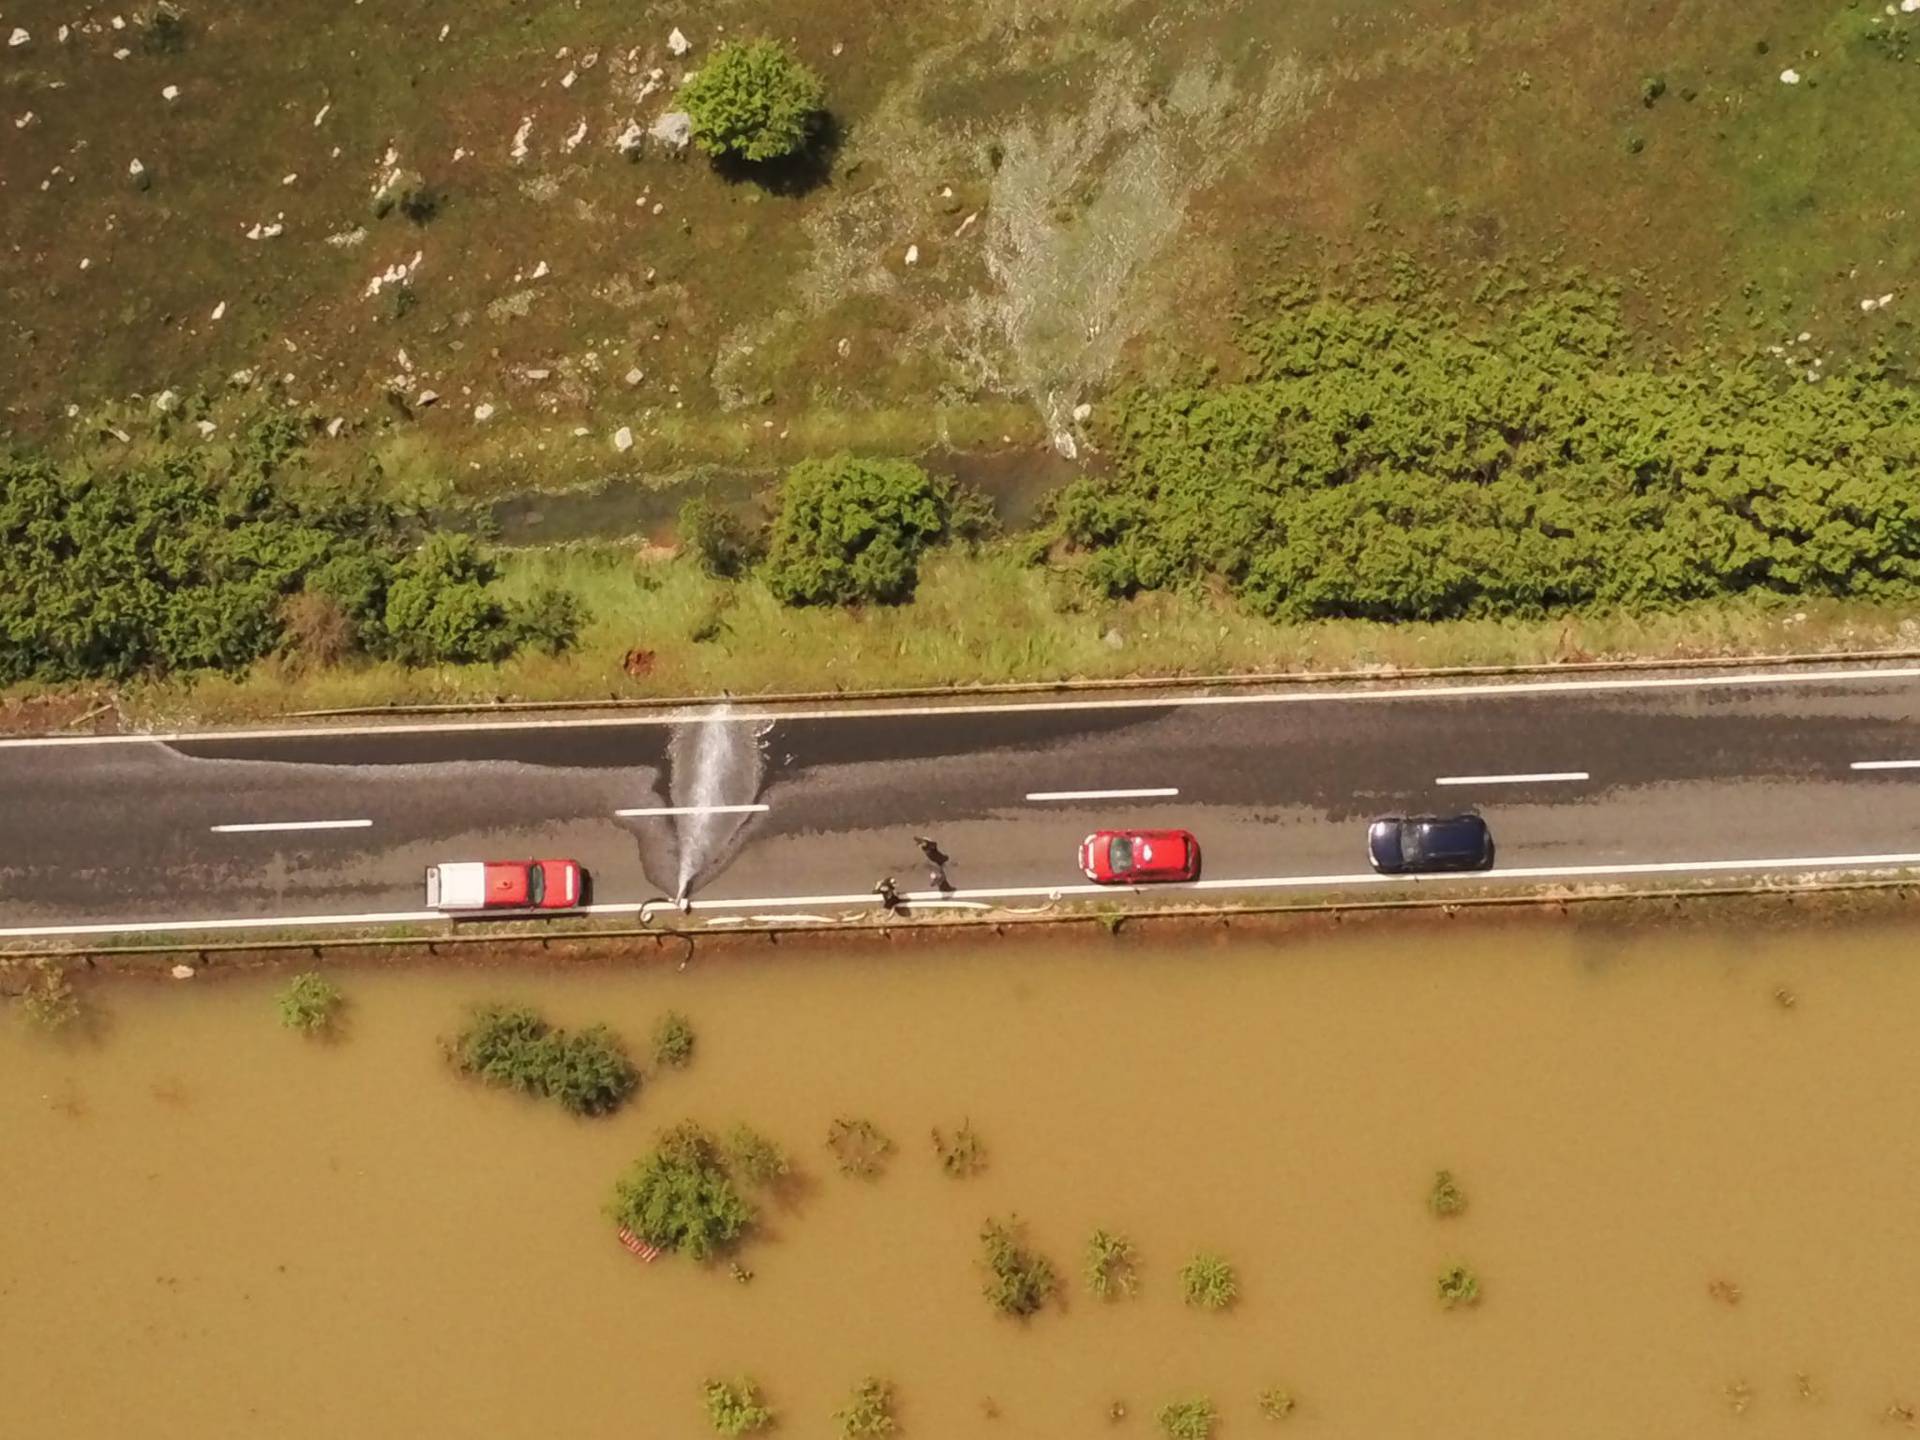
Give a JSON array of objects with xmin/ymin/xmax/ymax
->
[
  {"xmin": 914, "ymin": 835, "xmax": 952, "ymax": 893},
  {"xmin": 873, "ymin": 876, "xmax": 902, "ymax": 912}
]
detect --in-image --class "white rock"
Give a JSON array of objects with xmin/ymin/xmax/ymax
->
[
  {"xmin": 523, "ymin": 367, "xmax": 551, "ymax": 381},
  {"xmin": 1879, "ymin": 293, "xmax": 1896, "ymax": 308},
  {"xmin": 1862, "ymin": 296, "xmax": 1882, "ymax": 313},
  {"xmin": 79, "ymin": 257, "xmax": 91, "ymax": 270},
  {"xmin": 169, "ymin": 963, "xmax": 196, "ymax": 980},
  {"xmin": 8, "ymin": 27, "xmax": 30, "ymax": 48},
  {"xmin": 1072, "ymin": 402, "xmax": 1092, "ymax": 423},
  {"xmin": 511, "ymin": 116, "xmax": 533, "ymax": 162},
  {"xmin": 649, "ymin": 110, "xmax": 691, "ymax": 151},
  {"xmin": 66, "ymin": 404, "xmax": 80, "ymax": 417},
  {"xmin": 667, "ymin": 26, "xmax": 691, "ymax": 55},
  {"xmin": 615, "ymin": 118, "xmax": 645, "ymax": 156},
  {"xmin": 562, "ymin": 118, "xmax": 588, "ymax": 152},
  {"xmin": 152, "ymin": 389, "xmax": 180, "ymax": 414},
  {"xmin": 613, "ymin": 425, "xmax": 634, "ymax": 452},
  {"xmin": 14, "ymin": 111, "xmax": 34, "ymax": 129},
  {"xmin": 835, "ymin": 337, "xmax": 850, "ymax": 358},
  {"xmin": 58, "ymin": 24, "xmax": 70, "ymax": 42},
  {"xmin": 1904, "ymin": 0, "xmax": 1918, "ymax": 13},
  {"xmin": 114, "ymin": 47, "xmax": 130, "ymax": 59},
  {"xmin": 128, "ymin": 157, "xmax": 146, "ymax": 179},
  {"xmin": 561, "ymin": 68, "xmax": 577, "ymax": 89},
  {"xmin": 417, "ymin": 388, "xmax": 440, "ymax": 407},
  {"xmin": 832, "ymin": 40, "xmax": 844, "ymax": 56},
  {"xmin": 573, "ymin": 426, "xmax": 590, "ymax": 437},
  {"xmin": 194, "ymin": 419, "xmax": 217, "ymax": 437},
  {"xmin": 112, "ymin": 16, "xmax": 127, "ymax": 31},
  {"xmin": 326, "ymin": 416, "xmax": 345, "ymax": 438},
  {"xmin": 162, "ymin": 84, "xmax": 180, "ymax": 101},
  {"xmin": 313, "ymin": 103, "xmax": 330, "ymax": 127},
  {"xmin": 281, "ymin": 172, "xmax": 297, "ymax": 185},
  {"xmin": 325, "ymin": 225, "xmax": 368, "ymax": 248},
  {"xmin": 229, "ymin": 368, "xmax": 255, "ymax": 387},
  {"xmin": 438, "ymin": 22, "xmax": 450, "ymax": 41},
  {"xmin": 954, "ymin": 211, "xmax": 978, "ymax": 236},
  {"xmin": 624, "ymin": 367, "xmax": 644, "ymax": 385},
  {"xmin": 472, "ymin": 402, "xmax": 495, "ymax": 422},
  {"xmin": 530, "ymin": 260, "xmax": 550, "ymax": 280},
  {"xmin": 1779, "ymin": 68, "xmax": 1801, "ymax": 84},
  {"xmin": 904, "ymin": 244, "xmax": 919, "ymax": 265},
  {"xmin": 210, "ymin": 300, "xmax": 225, "ymax": 320}
]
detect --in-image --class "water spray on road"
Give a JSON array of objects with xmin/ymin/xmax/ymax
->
[{"xmin": 666, "ymin": 703, "xmax": 769, "ymax": 901}]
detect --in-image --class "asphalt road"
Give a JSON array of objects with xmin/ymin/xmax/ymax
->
[{"xmin": 6, "ymin": 662, "xmax": 1920, "ymax": 937}]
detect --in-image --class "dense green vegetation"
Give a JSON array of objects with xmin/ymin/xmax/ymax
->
[
  {"xmin": 276, "ymin": 972, "xmax": 344, "ymax": 1036},
  {"xmin": 447, "ymin": 1005, "xmax": 638, "ymax": 1116},
  {"xmin": 0, "ymin": 420, "xmax": 579, "ymax": 683},
  {"xmin": 680, "ymin": 38, "xmax": 826, "ymax": 163},
  {"xmin": 979, "ymin": 1217, "xmax": 1058, "ymax": 1317},
  {"xmin": 610, "ymin": 1121, "xmax": 756, "ymax": 1261},
  {"xmin": 763, "ymin": 454, "xmax": 990, "ymax": 607},
  {"xmin": 1051, "ymin": 281, "xmax": 1920, "ymax": 624},
  {"xmin": 703, "ymin": 1377, "xmax": 775, "ymax": 1436}
]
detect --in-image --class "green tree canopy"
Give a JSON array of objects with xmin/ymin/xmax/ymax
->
[
  {"xmin": 680, "ymin": 39, "xmax": 826, "ymax": 163},
  {"xmin": 762, "ymin": 453, "xmax": 972, "ymax": 606}
]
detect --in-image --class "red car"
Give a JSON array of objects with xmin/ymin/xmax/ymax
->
[
  {"xmin": 1078, "ymin": 829, "xmax": 1201, "ymax": 885},
  {"xmin": 425, "ymin": 859, "xmax": 585, "ymax": 912}
]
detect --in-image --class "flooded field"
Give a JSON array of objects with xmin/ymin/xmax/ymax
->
[{"xmin": 6, "ymin": 917, "xmax": 1920, "ymax": 1438}]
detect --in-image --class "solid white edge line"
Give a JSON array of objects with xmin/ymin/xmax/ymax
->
[
  {"xmin": 612, "ymin": 804, "xmax": 771, "ymax": 817},
  {"xmin": 3, "ymin": 663, "xmax": 1919, "ymax": 748},
  {"xmin": 1434, "ymin": 772, "xmax": 1589, "ymax": 786},
  {"xmin": 1850, "ymin": 760, "xmax": 1920, "ymax": 771},
  {"xmin": 208, "ymin": 819, "xmax": 375, "ymax": 834},
  {"xmin": 10, "ymin": 849, "xmax": 1920, "ymax": 939},
  {"xmin": 1024, "ymin": 787, "xmax": 1180, "ymax": 801}
]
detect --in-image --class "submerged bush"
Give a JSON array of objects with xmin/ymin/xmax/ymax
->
[
  {"xmin": 1437, "ymin": 1263, "xmax": 1481, "ymax": 1308},
  {"xmin": 1157, "ymin": 1397, "xmax": 1218, "ymax": 1440},
  {"xmin": 1048, "ymin": 277, "xmax": 1920, "ymax": 624},
  {"xmin": 726, "ymin": 1125, "xmax": 791, "ymax": 1187},
  {"xmin": 826, "ymin": 1116, "xmax": 894, "ymax": 1178},
  {"xmin": 1180, "ymin": 1253, "xmax": 1237, "ymax": 1311},
  {"xmin": 447, "ymin": 1005, "xmax": 638, "ymax": 1116},
  {"xmin": 834, "ymin": 1377, "xmax": 897, "ymax": 1437},
  {"xmin": 980, "ymin": 1216, "xmax": 1057, "ymax": 1317},
  {"xmin": 1086, "ymin": 1228, "xmax": 1140, "ymax": 1299},
  {"xmin": 18, "ymin": 961, "xmax": 81, "ymax": 1032},
  {"xmin": 610, "ymin": 1122, "xmax": 756, "ymax": 1261},
  {"xmin": 933, "ymin": 1119, "xmax": 987, "ymax": 1177},
  {"xmin": 1258, "ymin": 1387, "xmax": 1297, "ymax": 1420},
  {"xmin": 1429, "ymin": 1168, "xmax": 1467, "ymax": 1217},
  {"xmin": 276, "ymin": 973, "xmax": 343, "ymax": 1035},
  {"xmin": 681, "ymin": 38, "xmax": 826, "ymax": 163},
  {"xmin": 652, "ymin": 1011, "xmax": 696, "ymax": 1069},
  {"xmin": 703, "ymin": 1377, "xmax": 774, "ymax": 1436}
]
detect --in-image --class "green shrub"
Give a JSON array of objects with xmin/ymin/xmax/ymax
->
[
  {"xmin": 703, "ymin": 1377, "xmax": 774, "ymax": 1436},
  {"xmin": 0, "ymin": 426, "xmax": 563, "ymax": 682},
  {"xmin": 980, "ymin": 1216, "xmax": 1057, "ymax": 1317},
  {"xmin": 834, "ymin": 1377, "xmax": 897, "ymax": 1437},
  {"xmin": 652, "ymin": 1011, "xmax": 696, "ymax": 1069},
  {"xmin": 1429, "ymin": 1168, "xmax": 1467, "ymax": 1217},
  {"xmin": 18, "ymin": 961, "xmax": 81, "ymax": 1031},
  {"xmin": 726, "ymin": 1124, "xmax": 791, "ymax": 1187},
  {"xmin": 678, "ymin": 498, "xmax": 762, "ymax": 578},
  {"xmin": 510, "ymin": 584, "xmax": 586, "ymax": 656},
  {"xmin": 1258, "ymin": 1387, "xmax": 1297, "ymax": 1420},
  {"xmin": 1157, "ymin": 1398, "xmax": 1217, "ymax": 1440},
  {"xmin": 826, "ymin": 1116, "xmax": 894, "ymax": 1178},
  {"xmin": 680, "ymin": 39, "xmax": 827, "ymax": 163},
  {"xmin": 1086, "ymin": 1228, "xmax": 1140, "ymax": 1299},
  {"xmin": 1438, "ymin": 1264, "xmax": 1481, "ymax": 1308},
  {"xmin": 448, "ymin": 1006, "xmax": 638, "ymax": 1116},
  {"xmin": 762, "ymin": 454, "xmax": 968, "ymax": 607},
  {"xmin": 1180, "ymin": 1253, "xmax": 1237, "ymax": 1311},
  {"xmin": 1047, "ymin": 278, "xmax": 1920, "ymax": 625},
  {"xmin": 610, "ymin": 1122, "xmax": 756, "ymax": 1261},
  {"xmin": 933, "ymin": 1119, "xmax": 987, "ymax": 1177},
  {"xmin": 276, "ymin": 973, "xmax": 343, "ymax": 1035},
  {"xmin": 383, "ymin": 533, "xmax": 514, "ymax": 665}
]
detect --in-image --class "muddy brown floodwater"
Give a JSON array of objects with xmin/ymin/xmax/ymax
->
[{"xmin": 5, "ymin": 919, "xmax": 1920, "ymax": 1438}]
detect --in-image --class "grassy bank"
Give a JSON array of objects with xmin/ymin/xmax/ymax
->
[{"xmin": 87, "ymin": 542, "xmax": 1917, "ymax": 725}]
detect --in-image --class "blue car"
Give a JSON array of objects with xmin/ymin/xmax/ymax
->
[{"xmin": 1367, "ymin": 814, "xmax": 1495, "ymax": 875}]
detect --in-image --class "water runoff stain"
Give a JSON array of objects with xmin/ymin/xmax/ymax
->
[{"xmin": 621, "ymin": 703, "xmax": 771, "ymax": 902}]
